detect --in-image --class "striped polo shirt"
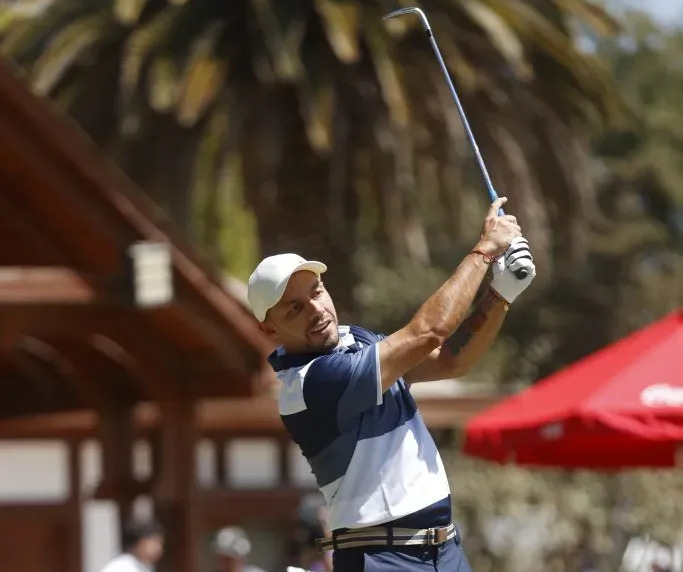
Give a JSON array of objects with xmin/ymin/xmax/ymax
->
[{"xmin": 270, "ymin": 325, "xmax": 451, "ymax": 531}]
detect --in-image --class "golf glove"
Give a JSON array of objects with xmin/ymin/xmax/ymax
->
[{"xmin": 491, "ymin": 237, "xmax": 536, "ymax": 303}]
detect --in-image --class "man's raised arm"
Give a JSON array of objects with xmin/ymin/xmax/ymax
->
[{"xmin": 377, "ymin": 198, "xmax": 527, "ymax": 393}]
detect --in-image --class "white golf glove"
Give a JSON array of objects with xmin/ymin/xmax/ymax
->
[{"xmin": 491, "ymin": 237, "xmax": 536, "ymax": 303}]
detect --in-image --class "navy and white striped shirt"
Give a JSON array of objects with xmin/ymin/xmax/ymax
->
[{"xmin": 271, "ymin": 325, "xmax": 451, "ymax": 531}]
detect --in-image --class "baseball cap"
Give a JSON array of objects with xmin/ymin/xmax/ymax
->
[
  {"xmin": 212, "ymin": 526, "xmax": 251, "ymax": 558},
  {"xmin": 247, "ymin": 253, "xmax": 327, "ymax": 322}
]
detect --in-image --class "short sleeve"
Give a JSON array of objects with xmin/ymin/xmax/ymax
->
[{"xmin": 302, "ymin": 344, "xmax": 383, "ymax": 426}]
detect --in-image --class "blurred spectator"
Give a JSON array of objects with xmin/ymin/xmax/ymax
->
[
  {"xmin": 212, "ymin": 526, "xmax": 267, "ymax": 572},
  {"xmin": 288, "ymin": 500, "xmax": 332, "ymax": 572},
  {"xmin": 100, "ymin": 518, "xmax": 165, "ymax": 572}
]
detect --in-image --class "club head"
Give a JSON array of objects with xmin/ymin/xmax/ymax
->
[{"xmin": 383, "ymin": 7, "xmax": 431, "ymax": 32}]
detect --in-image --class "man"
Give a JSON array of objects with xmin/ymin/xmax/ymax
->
[
  {"xmin": 211, "ymin": 526, "xmax": 267, "ymax": 572},
  {"xmin": 247, "ymin": 197, "xmax": 535, "ymax": 572},
  {"xmin": 100, "ymin": 518, "xmax": 165, "ymax": 572}
]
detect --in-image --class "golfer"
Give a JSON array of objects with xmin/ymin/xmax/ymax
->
[{"xmin": 247, "ymin": 198, "xmax": 535, "ymax": 571}]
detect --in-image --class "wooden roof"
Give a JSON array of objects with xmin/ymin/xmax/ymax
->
[{"xmin": 0, "ymin": 59, "xmax": 275, "ymax": 418}]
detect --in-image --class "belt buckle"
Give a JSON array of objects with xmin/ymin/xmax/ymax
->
[{"xmin": 427, "ymin": 527, "xmax": 448, "ymax": 545}]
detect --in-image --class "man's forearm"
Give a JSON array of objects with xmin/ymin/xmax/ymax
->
[
  {"xmin": 409, "ymin": 252, "xmax": 491, "ymax": 343},
  {"xmin": 444, "ymin": 289, "xmax": 508, "ymax": 370}
]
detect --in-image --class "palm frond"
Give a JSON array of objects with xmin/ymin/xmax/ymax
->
[
  {"xmin": 147, "ymin": 54, "xmax": 182, "ymax": 112},
  {"xmin": 0, "ymin": 0, "xmax": 94, "ymax": 62},
  {"xmin": 2, "ymin": 0, "xmax": 630, "ymax": 304},
  {"xmin": 364, "ymin": 20, "xmax": 409, "ymax": 127},
  {"xmin": 176, "ymin": 20, "xmax": 227, "ymax": 127},
  {"xmin": 192, "ymin": 95, "xmax": 233, "ymax": 248},
  {"xmin": 30, "ymin": 12, "xmax": 111, "ymax": 95},
  {"xmin": 249, "ymin": 0, "xmax": 306, "ymax": 81},
  {"xmin": 552, "ymin": 0, "xmax": 620, "ymax": 35},
  {"xmin": 114, "ymin": 0, "xmax": 151, "ymax": 26},
  {"xmin": 298, "ymin": 36, "xmax": 336, "ymax": 151},
  {"xmin": 120, "ymin": 5, "xmax": 181, "ymax": 103},
  {"xmin": 459, "ymin": 0, "xmax": 532, "ymax": 80},
  {"xmin": 313, "ymin": 0, "xmax": 361, "ymax": 63}
]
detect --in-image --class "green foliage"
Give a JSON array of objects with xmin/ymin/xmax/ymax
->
[
  {"xmin": 0, "ymin": 0, "xmax": 626, "ymax": 287},
  {"xmin": 441, "ymin": 452, "xmax": 683, "ymax": 572},
  {"xmin": 432, "ymin": 17, "xmax": 683, "ymax": 571}
]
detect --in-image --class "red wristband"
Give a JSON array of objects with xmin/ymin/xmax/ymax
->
[{"xmin": 471, "ymin": 249, "xmax": 497, "ymax": 264}]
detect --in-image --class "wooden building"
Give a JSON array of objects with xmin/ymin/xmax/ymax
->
[{"xmin": 0, "ymin": 58, "xmax": 500, "ymax": 572}]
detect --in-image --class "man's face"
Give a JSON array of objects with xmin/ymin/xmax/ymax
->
[
  {"xmin": 260, "ymin": 270, "xmax": 339, "ymax": 353},
  {"xmin": 136, "ymin": 534, "xmax": 164, "ymax": 565}
]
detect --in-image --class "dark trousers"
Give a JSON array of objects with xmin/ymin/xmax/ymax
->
[{"xmin": 332, "ymin": 536, "xmax": 474, "ymax": 572}]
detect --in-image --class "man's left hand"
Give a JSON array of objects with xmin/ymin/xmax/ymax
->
[{"xmin": 490, "ymin": 237, "xmax": 536, "ymax": 303}]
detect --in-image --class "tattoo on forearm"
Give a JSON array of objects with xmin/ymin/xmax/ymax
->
[{"xmin": 444, "ymin": 291, "xmax": 504, "ymax": 355}]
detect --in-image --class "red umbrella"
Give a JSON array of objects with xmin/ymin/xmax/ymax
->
[{"xmin": 464, "ymin": 310, "xmax": 683, "ymax": 469}]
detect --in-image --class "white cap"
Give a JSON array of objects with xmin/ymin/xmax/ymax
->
[{"xmin": 247, "ymin": 253, "xmax": 327, "ymax": 322}]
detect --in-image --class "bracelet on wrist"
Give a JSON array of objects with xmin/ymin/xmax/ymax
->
[{"xmin": 470, "ymin": 249, "xmax": 497, "ymax": 264}]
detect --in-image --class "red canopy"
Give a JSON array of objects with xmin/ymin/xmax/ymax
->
[{"xmin": 464, "ymin": 310, "xmax": 683, "ymax": 469}]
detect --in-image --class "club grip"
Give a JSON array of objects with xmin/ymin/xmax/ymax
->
[{"xmin": 497, "ymin": 206, "xmax": 528, "ymax": 280}]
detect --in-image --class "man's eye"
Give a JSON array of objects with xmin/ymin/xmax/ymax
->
[
  {"xmin": 313, "ymin": 289, "xmax": 323, "ymax": 298},
  {"xmin": 288, "ymin": 304, "xmax": 302, "ymax": 318}
]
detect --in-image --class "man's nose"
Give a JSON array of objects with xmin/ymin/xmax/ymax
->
[{"xmin": 307, "ymin": 298, "xmax": 325, "ymax": 317}]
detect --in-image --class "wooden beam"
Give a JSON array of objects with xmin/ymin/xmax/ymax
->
[
  {"xmin": 0, "ymin": 305, "xmax": 115, "ymax": 350},
  {"xmin": 0, "ymin": 194, "xmax": 72, "ymax": 265},
  {"xmin": 0, "ymin": 267, "xmax": 102, "ymax": 305},
  {"xmin": 0, "ymin": 410, "xmax": 97, "ymax": 439},
  {"xmin": 0, "ymin": 307, "xmax": 184, "ymax": 401},
  {"xmin": 142, "ymin": 301, "xmax": 267, "ymax": 396},
  {"xmin": 199, "ymin": 487, "xmax": 308, "ymax": 524},
  {"xmin": 0, "ymin": 266, "xmax": 104, "ymax": 305},
  {"xmin": 39, "ymin": 338, "xmax": 129, "ymax": 407},
  {"xmin": 94, "ymin": 322, "xmax": 185, "ymax": 402}
]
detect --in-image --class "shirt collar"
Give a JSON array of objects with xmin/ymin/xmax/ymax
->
[{"xmin": 268, "ymin": 326, "xmax": 360, "ymax": 372}]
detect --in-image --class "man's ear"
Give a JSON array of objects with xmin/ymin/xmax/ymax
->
[{"xmin": 258, "ymin": 320, "xmax": 279, "ymax": 342}]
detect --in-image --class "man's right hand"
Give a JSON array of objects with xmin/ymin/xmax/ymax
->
[{"xmin": 474, "ymin": 197, "xmax": 521, "ymax": 258}]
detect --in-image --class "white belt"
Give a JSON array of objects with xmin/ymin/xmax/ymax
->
[{"xmin": 316, "ymin": 522, "xmax": 457, "ymax": 551}]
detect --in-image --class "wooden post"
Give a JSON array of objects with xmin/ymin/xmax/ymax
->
[
  {"xmin": 97, "ymin": 401, "xmax": 137, "ymax": 527},
  {"xmin": 214, "ymin": 438, "xmax": 227, "ymax": 486},
  {"xmin": 155, "ymin": 399, "xmax": 200, "ymax": 572},
  {"xmin": 68, "ymin": 438, "xmax": 83, "ymax": 572}
]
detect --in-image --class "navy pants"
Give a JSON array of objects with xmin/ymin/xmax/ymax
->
[{"xmin": 332, "ymin": 536, "xmax": 473, "ymax": 572}]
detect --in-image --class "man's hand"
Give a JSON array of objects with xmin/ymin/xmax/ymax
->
[
  {"xmin": 474, "ymin": 197, "xmax": 522, "ymax": 258},
  {"xmin": 491, "ymin": 237, "xmax": 536, "ymax": 303}
]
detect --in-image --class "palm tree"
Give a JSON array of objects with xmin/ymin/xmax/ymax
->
[{"xmin": 0, "ymin": 0, "xmax": 626, "ymax": 314}]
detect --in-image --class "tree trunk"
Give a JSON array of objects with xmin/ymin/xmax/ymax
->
[{"xmin": 243, "ymin": 86, "xmax": 359, "ymax": 321}]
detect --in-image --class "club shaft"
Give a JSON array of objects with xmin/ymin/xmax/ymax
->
[
  {"xmin": 384, "ymin": 8, "xmax": 529, "ymax": 279},
  {"xmin": 424, "ymin": 31, "xmax": 503, "ymax": 213}
]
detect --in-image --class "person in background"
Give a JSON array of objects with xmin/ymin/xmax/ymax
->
[
  {"xmin": 289, "ymin": 506, "xmax": 332, "ymax": 572},
  {"xmin": 100, "ymin": 518, "xmax": 165, "ymax": 572},
  {"xmin": 212, "ymin": 526, "xmax": 267, "ymax": 572}
]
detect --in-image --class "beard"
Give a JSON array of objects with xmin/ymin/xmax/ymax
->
[
  {"xmin": 307, "ymin": 317, "xmax": 339, "ymax": 352},
  {"xmin": 320, "ymin": 328, "xmax": 339, "ymax": 351}
]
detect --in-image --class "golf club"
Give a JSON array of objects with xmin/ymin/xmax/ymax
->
[{"xmin": 383, "ymin": 7, "xmax": 529, "ymax": 279}]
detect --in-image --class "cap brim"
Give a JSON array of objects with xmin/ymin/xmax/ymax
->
[{"xmin": 269, "ymin": 260, "xmax": 327, "ymax": 314}]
